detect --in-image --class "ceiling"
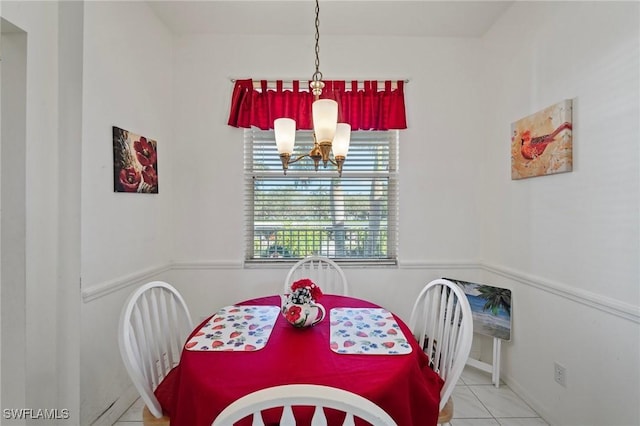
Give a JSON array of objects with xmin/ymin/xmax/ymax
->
[{"xmin": 146, "ymin": 1, "xmax": 514, "ymax": 38}]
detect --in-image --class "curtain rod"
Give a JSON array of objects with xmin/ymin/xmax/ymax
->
[{"xmin": 230, "ymin": 78, "xmax": 410, "ymax": 84}]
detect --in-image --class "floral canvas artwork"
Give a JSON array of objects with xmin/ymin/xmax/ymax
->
[
  {"xmin": 112, "ymin": 126, "xmax": 158, "ymax": 193},
  {"xmin": 511, "ymin": 99, "xmax": 573, "ymax": 180}
]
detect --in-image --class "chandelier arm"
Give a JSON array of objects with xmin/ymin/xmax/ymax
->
[
  {"xmin": 289, "ymin": 155, "xmax": 341, "ymax": 167},
  {"xmin": 288, "ymin": 153, "xmax": 312, "ymax": 165},
  {"xmin": 288, "ymin": 152, "xmax": 340, "ymax": 166}
]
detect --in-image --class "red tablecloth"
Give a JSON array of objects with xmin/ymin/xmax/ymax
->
[{"xmin": 161, "ymin": 295, "xmax": 443, "ymax": 425}]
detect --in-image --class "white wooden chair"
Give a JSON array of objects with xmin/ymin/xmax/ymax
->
[
  {"xmin": 118, "ymin": 281, "xmax": 193, "ymax": 426},
  {"xmin": 212, "ymin": 384, "xmax": 397, "ymax": 426},
  {"xmin": 284, "ymin": 255, "xmax": 349, "ymax": 296},
  {"xmin": 408, "ymin": 278, "xmax": 473, "ymax": 424}
]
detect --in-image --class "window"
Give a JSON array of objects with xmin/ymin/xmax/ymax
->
[{"xmin": 244, "ymin": 129, "xmax": 398, "ymax": 264}]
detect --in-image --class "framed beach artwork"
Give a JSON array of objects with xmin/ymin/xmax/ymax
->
[
  {"xmin": 445, "ymin": 278, "xmax": 512, "ymax": 341},
  {"xmin": 112, "ymin": 126, "xmax": 159, "ymax": 193},
  {"xmin": 511, "ymin": 99, "xmax": 573, "ymax": 180}
]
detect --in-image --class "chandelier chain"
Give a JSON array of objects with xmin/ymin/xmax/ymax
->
[
  {"xmin": 312, "ymin": 0, "xmax": 323, "ymax": 82},
  {"xmin": 273, "ymin": 0, "xmax": 348, "ymax": 176}
]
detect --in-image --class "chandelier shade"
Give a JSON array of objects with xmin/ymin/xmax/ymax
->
[
  {"xmin": 312, "ymin": 99, "xmax": 338, "ymax": 144},
  {"xmin": 274, "ymin": 118, "xmax": 296, "ymax": 155},
  {"xmin": 332, "ymin": 123, "xmax": 351, "ymax": 158}
]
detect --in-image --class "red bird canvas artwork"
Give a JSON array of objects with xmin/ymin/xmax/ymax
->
[
  {"xmin": 511, "ymin": 100, "xmax": 573, "ymax": 179},
  {"xmin": 520, "ymin": 121, "xmax": 573, "ymax": 160}
]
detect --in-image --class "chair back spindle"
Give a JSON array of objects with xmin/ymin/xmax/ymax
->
[
  {"xmin": 284, "ymin": 256, "xmax": 349, "ymax": 296},
  {"xmin": 212, "ymin": 384, "xmax": 397, "ymax": 426},
  {"xmin": 119, "ymin": 281, "xmax": 193, "ymax": 420},
  {"xmin": 409, "ymin": 279, "xmax": 473, "ymax": 416}
]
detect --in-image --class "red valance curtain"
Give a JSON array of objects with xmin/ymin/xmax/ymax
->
[{"xmin": 227, "ymin": 79, "xmax": 407, "ymax": 131}]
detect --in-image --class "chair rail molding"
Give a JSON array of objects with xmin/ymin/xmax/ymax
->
[
  {"xmin": 81, "ymin": 259, "xmax": 639, "ymax": 324},
  {"xmin": 398, "ymin": 260, "xmax": 481, "ymax": 269},
  {"xmin": 81, "ymin": 263, "xmax": 171, "ymax": 303},
  {"xmin": 171, "ymin": 260, "xmax": 243, "ymax": 270},
  {"xmin": 81, "ymin": 261, "xmax": 242, "ymax": 302},
  {"xmin": 482, "ymin": 262, "xmax": 640, "ymax": 324}
]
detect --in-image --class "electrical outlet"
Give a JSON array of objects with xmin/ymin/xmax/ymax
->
[{"xmin": 554, "ymin": 362, "xmax": 567, "ymax": 387}]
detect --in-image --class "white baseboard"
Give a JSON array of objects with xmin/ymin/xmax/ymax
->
[
  {"xmin": 502, "ymin": 373, "xmax": 558, "ymax": 426},
  {"xmin": 90, "ymin": 385, "xmax": 139, "ymax": 426}
]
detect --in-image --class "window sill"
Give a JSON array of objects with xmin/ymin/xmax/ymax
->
[{"xmin": 243, "ymin": 259, "xmax": 398, "ymax": 268}]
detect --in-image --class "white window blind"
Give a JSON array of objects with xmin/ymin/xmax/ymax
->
[{"xmin": 244, "ymin": 129, "xmax": 398, "ymax": 264}]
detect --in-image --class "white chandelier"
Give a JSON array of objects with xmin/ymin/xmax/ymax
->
[{"xmin": 273, "ymin": 0, "xmax": 351, "ymax": 176}]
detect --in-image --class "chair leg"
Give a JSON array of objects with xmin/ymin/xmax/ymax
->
[
  {"xmin": 142, "ymin": 405, "xmax": 170, "ymax": 426},
  {"xmin": 437, "ymin": 396, "xmax": 454, "ymax": 424}
]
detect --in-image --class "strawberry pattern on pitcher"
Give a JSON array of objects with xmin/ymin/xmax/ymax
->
[
  {"xmin": 329, "ymin": 308, "xmax": 412, "ymax": 355},
  {"xmin": 185, "ymin": 305, "xmax": 280, "ymax": 351}
]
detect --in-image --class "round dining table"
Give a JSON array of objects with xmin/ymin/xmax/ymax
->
[{"xmin": 159, "ymin": 294, "xmax": 443, "ymax": 425}]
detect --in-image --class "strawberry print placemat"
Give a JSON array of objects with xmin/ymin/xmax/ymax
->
[
  {"xmin": 329, "ymin": 308, "xmax": 413, "ymax": 355},
  {"xmin": 185, "ymin": 305, "xmax": 280, "ymax": 351}
]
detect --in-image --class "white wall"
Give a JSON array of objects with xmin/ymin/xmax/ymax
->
[
  {"xmin": 0, "ymin": 1, "xmax": 3, "ymax": 411},
  {"xmin": 1, "ymin": 16, "xmax": 27, "ymax": 416},
  {"xmin": 1, "ymin": 1, "xmax": 638, "ymax": 426},
  {"xmin": 482, "ymin": 0, "xmax": 639, "ymax": 305},
  {"xmin": 79, "ymin": 2, "xmax": 174, "ymax": 424},
  {"xmin": 80, "ymin": 2, "xmax": 174, "ymax": 288},
  {"xmin": 0, "ymin": 2, "xmax": 76, "ymax": 422},
  {"xmin": 480, "ymin": 2, "xmax": 639, "ymax": 425},
  {"xmin": 169, "ymin": 32, "xmax": 484, "ymax": 318},
  {"xmin": 170, "ymin": 34, "xmax": 483, "ymax": 266},
  {"xmin": 167, "ymin": 4, "xmax": 639, "ymax": 426},
  {"xmin": 83, "ymin": 2, "xmax": 640, "ymax": 425},
  {"xmin": 57, "ymin": 1, "xmax": 83, "ymax": 420}
]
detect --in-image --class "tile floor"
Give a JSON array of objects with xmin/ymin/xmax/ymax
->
[
  {"xmin": 449, "ymin": 367, "xmax": 548, "ymax": 426},
  {"xmin": 113, "ymin": 366, "xmax": 548, "ymax": 426}
]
